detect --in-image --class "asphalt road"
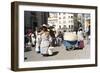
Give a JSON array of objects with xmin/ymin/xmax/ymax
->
[{"xmin": 24, "ymin": 40, "xmax": 90, "ymax": 62}]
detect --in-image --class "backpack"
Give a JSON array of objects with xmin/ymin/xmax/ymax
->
[{"xmin": 78, "ymin": 40, "xmax": 84, "ymax": 49}]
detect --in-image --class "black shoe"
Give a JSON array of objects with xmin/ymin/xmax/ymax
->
[
  {"xmin": 42, "ymin": 54, "xmax": 49, "ymax": 57},
  {"xmin": 36, "ymin": 51, "xmax": 40, "ymax": 53}
]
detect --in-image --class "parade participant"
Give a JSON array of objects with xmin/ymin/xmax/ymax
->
[
  {"xmin": 63, "ymin": 31, "xmax": 78, "ymax": 50},
  {"xmin": 77, "ymin": 28, "xmax": 84, "ymax": 49},
  {"xmin": 78, "ymin": 28, "xmax": 84, "ymax": 41},
  {"xmin": 35, "ymin": 28, "xmax": 41, "ymax": 53},
  {"xmin": 49, "ymin": 28, "xmax": 56, "ymax": 47},
  {"xmin": 39, "ymin": 24, "xmax": 50, "ymax": 56},
  {"xmin": 24, "ymin": 29, "xmax": 32, "ymax": 52},
  {"xmin": 31, "ymin": 32, "xmax": 36, "ymax": 47},
  {"xmin": 56, "ymin": 31, "xmax": 63, "ymax": 46}
]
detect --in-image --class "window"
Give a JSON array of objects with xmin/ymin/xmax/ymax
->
[
  {"xmin": 71, "ymin": 16, "xmax": 73, "ymax": 18},
  {"xmin": 68, "ymin": 16, "xmax": 70, "ymax": 18},
  {"xmin": 69, "ymin": 25, "xmax": 70, "ymax": 28},
  {"xmin": 71, "ymin": 25, "xmax": 74, "ymax": 29},
  {"xmin": 63, "ymin": 16, "xmax": 66, "ymax": 19},
  {"xmin": 59, "ymin": 17, "xmax": 61, "ymax": 19},
  {"xmin": 59, "ymin": 25, "xmax": 61, "ymax": 29},
  {"xmin": 64, "ymin": 25, "xmax": 66, "ymax": 28}
]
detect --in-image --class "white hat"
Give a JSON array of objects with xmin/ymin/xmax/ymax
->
[{"xmin": 42, "ymin": 24, "xmax": 47, "ymax": 27}]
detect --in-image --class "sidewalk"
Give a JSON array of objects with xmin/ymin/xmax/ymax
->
[{"xmin": 24, "ymin": 40, "xmax": 90, "ymax": 62}]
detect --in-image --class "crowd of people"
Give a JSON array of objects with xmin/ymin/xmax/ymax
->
[
  {"xmin": 24, "ymin": 24, "xmax": 90, "ymax": 57},
  {"xmin": 24, "ymin": 24, "xmax": 63, "ymax": 56}
]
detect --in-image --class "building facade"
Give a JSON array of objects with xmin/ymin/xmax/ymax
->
[
  {"xmin": 24, "ymin": 11, "xmax": 49, "ymax": 33},
  {"xmin": 77, "ymin": 13, "xmax": 90, "ymax": 31},
  {"xmin": 48, "ymin": 12, "xmax": 74, "ymax": 31}
]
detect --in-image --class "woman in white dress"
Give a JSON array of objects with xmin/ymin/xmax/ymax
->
[{"xmin": 39, "ymin": 26, "xmax": 50, "ymax": 56}]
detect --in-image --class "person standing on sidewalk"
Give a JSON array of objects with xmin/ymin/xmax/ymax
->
[
  {"xmin": 39, "ymin": 24, "xmax": 50, "ymax": 56},
  {"xmin": 35, "ymin": 28, "xmax": 41, "ymax": 53}
]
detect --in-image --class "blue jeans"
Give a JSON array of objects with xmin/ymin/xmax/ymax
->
[{"xmin": 63, "ymin": 40, "xmax": 77, "ymax": 48}]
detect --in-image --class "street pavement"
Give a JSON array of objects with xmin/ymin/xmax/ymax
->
[{"xmin": 24, "ymin": 40, "xmax": 90, "ymax": 62}]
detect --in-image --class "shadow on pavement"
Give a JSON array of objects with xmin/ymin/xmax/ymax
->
[
  {"xmin": 66, "ymin": 47, "xmax": 83, "ymax": 51},
  {"xmin": 42, "ymin": 51, "xmax": 59, "ymax": 57},
  {"xmin": 24, "ymin": 47, "xmax": 32, "ymax": 52},
  {"xmin": 52, "ymin": 51, "xmax": 59, "ymax": 56},
  {"xmin": 74, "ymin": 47, "xmax": 83, "ymax": 50}
]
